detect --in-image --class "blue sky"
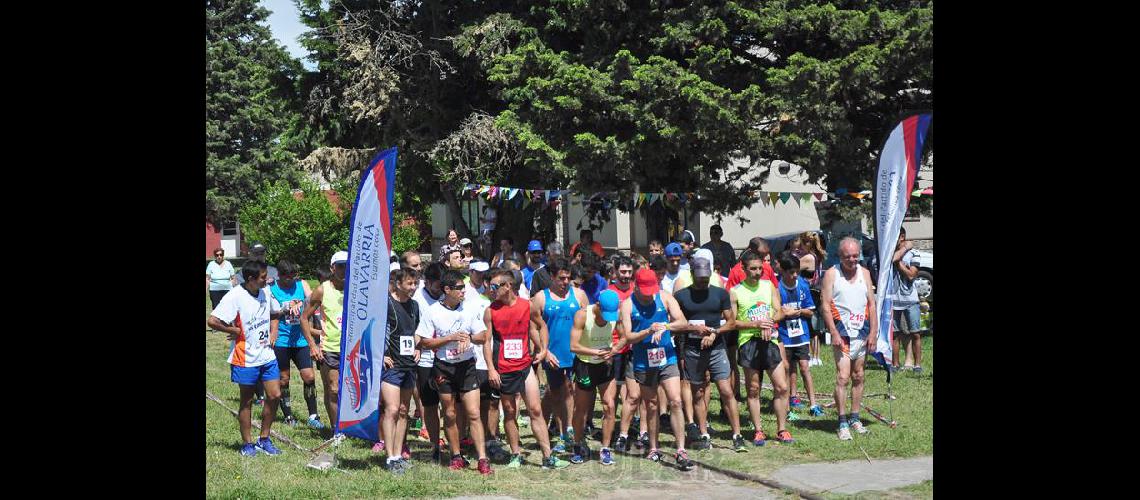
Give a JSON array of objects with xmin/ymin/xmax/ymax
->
[{"xmin": 260, "ymin": 0, "xmax": 317, "ymax": 70}]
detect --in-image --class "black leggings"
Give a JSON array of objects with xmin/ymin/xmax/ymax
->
[{"xmin": 209, "ymin": 290, "xmax": 227, "ymax": 311}]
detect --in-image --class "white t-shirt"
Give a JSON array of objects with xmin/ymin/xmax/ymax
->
[
  {"xmin": 464, "ymin": 293, "xmax": 492, "ymax": 369},
  {"xmin": 413, "ymin": 287, "xmax": 442, "ymax": 367},
  {"xmin": 661, "ymin": 270, "xmax": 680, "ymax": 296},
  {"xmin": 211, "ymin": 287, "xmax": 281, "ymax": 367},
  {"xmin": 416, "ymin": 301, "xmax": 487, "ymax": 364}
]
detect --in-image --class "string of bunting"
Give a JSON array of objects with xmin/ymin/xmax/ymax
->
[{"xmin": 460, "ymin": 183, "xmax": 932, "ymax": 210}]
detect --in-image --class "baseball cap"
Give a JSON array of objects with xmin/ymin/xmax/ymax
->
[
  {"xmin": 693, "ymin": 248, "xmax": 714, "ymax": 265},
  {"xmin": 677, "ymin": 230, "xmax": 696, "ymax": 245},
  {"xmin": 692, "ymin": 257, "xmax": 712, "ymax": 278},
  {"xmin": 459, "ymin": 237, "xmax": 473, "ymax": 246},
  {"xmin": 330, "ymin": 251, "xmax": 348, "ymax": 265},
  {"xmin": 665, "ymin": 242, "xmax": 684, "ymax": 257},
  {"xmin": 250, "ymin": 243, "xmax": 267, "ymax": 253},
  {"xmin": 470, "ymin": 260, "xmax": 490, "ymax": 272},
  {"xmin": 527, "ymin": 240, "xmax": 544, "ymax": 252},
  {"xmin": 634, "ymin": 268, "xmax": 660, "ymax": 296},
  {"xmin": 598, "ymin": 289, "xmax": 620, "ymax": 322}
]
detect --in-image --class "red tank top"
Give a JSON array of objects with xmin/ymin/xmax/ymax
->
[{"xmin": 490, "ymin": 298, "xmax": 532, "ymax": 372}]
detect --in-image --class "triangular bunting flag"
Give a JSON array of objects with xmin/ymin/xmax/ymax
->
[
  {"xmin": 779, "ymin": 192, "xmax": 791, "ymax": 204},
  {"xmin": 911, "ymin": 189, "xmax": 922, "ymax": 198},
  {"xmin": 921, "ymin": 188, "xmax": 933, "ymax": 196},
  {"xmin": 813, "ymin": 192, "xmax": 823, "ymax": 201},
  {"xmin": 768, "ymin": 192, "xmax": 779, "ymax": 205},
  {"xmin": 800, "ymin": 193, "xmax": 812, "ymax": 204}
]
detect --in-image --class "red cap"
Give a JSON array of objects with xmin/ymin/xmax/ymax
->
[{"xmin": 634, "ymin": 268, "xmax": 660, "ymax": 296}]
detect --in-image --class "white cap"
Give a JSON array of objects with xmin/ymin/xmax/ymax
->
[
  {"xmin": 459, "ymin": 237, "xmax": 473, "ymax": 246},
  {"xmin": 330, "ymin": 251, "xmax": 349, "ymax": 265},
  {"xmin": 469, "ymin": 260, "xmax": 490, "ymax": 272},
  {"xmin": 391, "ymin": 262, "xmax": 401, "ymax": 270},
  {"xmin": 693, "ymin": 248, "xmax": 715, "ymax": 264}
]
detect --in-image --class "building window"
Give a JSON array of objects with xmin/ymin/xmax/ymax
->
[{"xmin": 222, "ymin": 221, "xmax": 238, "ymax": 236}]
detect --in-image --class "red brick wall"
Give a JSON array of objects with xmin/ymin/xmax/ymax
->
[{"xmin": 206, "ymin": 220, "xmax": 222, "ymax": 259}]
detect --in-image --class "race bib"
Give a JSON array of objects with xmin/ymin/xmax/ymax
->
[
  {"xmin": 786, "ymin": 317, "xmax": 804, "ymax": 337},
  {"xmin": 647, "ymin": 347, "xmax": 666, "ymax": 368},
  {"xmin": 688, "ymin": 319, "xmax": 706, "ymax": 340},
  {"xmin": 503, "ymin": 338, "xmax": 525, "ymax": 359},
  {"xmin": 444, "ymin": 346, "xmax": 462, "ymax": 361},
  {"xmin": 843, "ymin": 311, "xmax": 866, "ymax": 332},
  {"xmin": 399, "ymin": 336, "xmax": 415, "ymax": 356}
]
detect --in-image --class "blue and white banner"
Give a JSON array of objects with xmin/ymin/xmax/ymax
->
[
  {"xmin": 336, "ymin": 147, "xmax": 397, "ymax": 441},
  {"xmin": 873, "ymin": 115, "xmax": 931, "ymax": 367}
]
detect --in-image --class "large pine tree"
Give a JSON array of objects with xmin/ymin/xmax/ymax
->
[{"xmin": 206, "ymin": 0, "xmax": 303, "ymax": 226}]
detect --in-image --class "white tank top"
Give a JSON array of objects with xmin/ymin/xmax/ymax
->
[{"xmin": 830, "ymin": 264, "xmax": 870, "ymax": 337}]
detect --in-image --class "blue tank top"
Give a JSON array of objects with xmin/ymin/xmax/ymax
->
[
  {"xmin": 542, "ymin": 287, "xmax": 580, "ymax": 366},
  {"xmin": 270, "ymin": 282, "xmax": 308, "ymax": 348},
  {"xmin": 630, "ymin": 293, "xmax": 677, "ymax": 371}
]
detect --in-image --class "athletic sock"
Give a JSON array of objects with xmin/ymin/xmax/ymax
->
[
  {"xmin": 619, "ymin": 433, "xmax": 629, "ymax": 439},
  {"xmin": 387, "ymin": 456, "xmax": 400, "ymax": 464},
  {"xmin": 304, "ymin": 381, "xmax": 319, "ymax": 416},
  {"xmin": 849, "ymin": 412, "xmax": 860, "ymax": 424},
  {"xmin": 838, "ymin": 414, "xmax": 848, "ymax": 427}
]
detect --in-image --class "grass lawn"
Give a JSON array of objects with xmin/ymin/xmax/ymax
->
[{"xmin": 206, "ymin": 292, "xmax": 932, "ymax": 498}]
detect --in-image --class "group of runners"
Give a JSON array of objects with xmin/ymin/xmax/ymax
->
[{"xmin": 207, "ymin": 226, "xmax": 927, "ymax": 475}]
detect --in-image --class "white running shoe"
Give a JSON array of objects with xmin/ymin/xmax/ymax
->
[
  {"xmin": 850, "ymin": 420, "xmax": 868, "ymax": 434},
  {"xmin": 837, "ymin": 426, "xmax": 853, "ymax": 441}
]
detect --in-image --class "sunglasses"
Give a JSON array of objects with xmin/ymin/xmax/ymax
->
[
  {"xmin": 444, "ymin": 283, "xmax": 465, "ymax": 291},
  {"xmin": 214, "ymin": 253, "xmax": 224, "ymax": 257},
  {"xmin": 489, "ymin": 283, "xmax": 505, "ymax": 292}
]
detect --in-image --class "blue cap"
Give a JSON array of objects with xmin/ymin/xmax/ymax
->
[
  {"xmin": 527, "ymin": 240, "xmax": 544, "ymax": 252},
  {"xmin": 598, "ymin": 289, "xmax": 620, "ymax": 322},
  {"xmin": 665, "ymin": 242, "xmax": 684, "ymax": 257}
]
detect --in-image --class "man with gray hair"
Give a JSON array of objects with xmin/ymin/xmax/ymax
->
[{"xmin": 820, "ymin": 237, "xmax": 879, "ymax": 441}]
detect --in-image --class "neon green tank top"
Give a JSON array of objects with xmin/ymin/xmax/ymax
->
[
  {"xmin": 320, "ymin": 280, "xmax": 344, "ymax": 353},
  {"xmin": 578, "ymin": 307, "xmax": 616, "ymax": 364},
  {"xmin": 733, "ymin": 280, "xmax": 776, "ymax": 346}
]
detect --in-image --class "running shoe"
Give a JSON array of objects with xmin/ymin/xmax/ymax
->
[
  {"xmin": 647, "ymin": 448, "xmax": 663, "ymax": 462},
  {"xmin": 541, "ymin": 455, "xmax": 570, "ymax": 470},
  {"xmin": 913, "ymin": 366, "xmax": 924, "ymax": 375},
  {"xmin": 507, "ymin": 454, "xmax": 523, "ymax": 469},
  {"xmin": 789, "ymin": 396, "xmax": 805, "ymax": 409},
  {"xmin": 461, "ymin": 436, "xmax": 475, "ymax": 448},
  {"xmin": 401, "ymin": 443, "xmax": 412, "ymax": 460},
  {"xmin": 449, "ymin": 455, "xmax": 467, "ymax": 471},
  {"xmin": 565, "ymin": 428, "xmax": 575, "ymax": 442},
  {"xmin": 685, "ymin": 422, "xmax": 700, "ymax": 443},
  {"xmin": 478, "ymin": 458, "xmax": 493, "ymax": 476},
  {"xmin": 809, "ymin": 405, "xmax": 824, "ymax": 417},
  {"xmin": 307, "ymin": 416, "xmax": 325, "ymax": 429},
  {"xmin": 850, "ymin": 420, "xmax": 868, "ymax": 434},
  {"xmin": 371, "ymin": 441, "xmax": 385, "ymax": 454},
  {"xmin": 637, "ymin": 432, "xmax": 650, "ymax": 449},
  {"xmin": 240, "ymin": 442, "xmax": 258, "ymax": 457},
  {"xmin": 776, "ymin": 429, "xmax": 794, "ymax": 444},
  {"xmin": 572, "ymin": 444, "xmax": 590, "ymax": 464},
  {"xmin": 418, "ymin": 427, "xmax": 431, "ymax": 441},
  {"xmin": 694, "ymin": 434, "xmax": 711, "ymax": 450},
  {"xmin": 615, "ymin": 435, "xmax": 629, "ymax": 452},
  {"xmin": 753, "ymin": 429, "xmax": 767, "ymax": 447},
  {"xmin": 787, "ymin": 410, "xmax": 801, "ymax": 421},
  {"xmin": 600, "ymin": 447, "xmax": 615, "ymax": 466},
  {"xmin": 284, "ymin": 415, "xmax": 298, "ymax": 427},
  {"xmin": 732, "ymin": 434, "xmax": 748, "ymax": 452},
  {"xmin": 255, "ymin": 437, "xmax": 281, "ymax": 456},
  {"xmin": 631, "ymin": 415, "xmax": 641, "ymax": 434},
  {"xmin": 552, "ymin": 439, "xmax": 567, "ymax": 453},
  {"xmin": 837, "ymin": 424, "xmax": 852, "ymax": 441},
  {"xmin": 675, "ymin": 449, "xmax": 693, "ymax": 471},
  {"xmin": 487, "ymin": 440, "xmax": 510, "ymax": 462},
  {"xmin": 385, "ymin": 458, "xmax": 408, "ymax": 475}
]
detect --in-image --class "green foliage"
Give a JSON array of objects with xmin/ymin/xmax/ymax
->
[
  {"xmin": 206, "ymin": 0, "xmax": 304, "ymax": 226},
  {"xmin": 237, "ymin": 180, "xmax": 349, "ymax": 276}
]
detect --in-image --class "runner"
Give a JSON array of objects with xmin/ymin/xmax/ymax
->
[
  {"xmin": 701, "ymin": 224, "xmax": 737, "ymax": 272},
  {"xmin": 206, "ymin": 260, "xmax": 284, "ymax": 456},
  {"xmin": 267, "ymin": 260, "xmax": 324, "ymax": 429},
  {"xmin": 378, "ymin": 268, "xmax": 421, "ymax": 474},
  {"xmin": 724, "ymin": 239, "xmax": 778, "ymax": 404},
  {"xmin": 669, "ymin": 249, "xmax": 725, "ymax": 443},
  {"xmin": 775, "ymin": 254, "xmax": 823, "ymax": 420},
  {"xmin": 300, "ymin": 251, "xmax": 348, "ymax": 435},
  {"xmin": 482, "ymin": 270, "xmax": 571, "ymax": 470},
  {"xmin": 607, "ymin": 256, "xmax": 648, "ymax": 452},
  {"xmin": 239, "ymin": 243, "xmax": 278, "ymax": 404},
  {"xmin": 661, "ymin": 243, "xmax": 684, "ymax": 293},
  {"xmin": 461, "ymin": 264, "xmax": 508, "ymax": 463},
  {"xmin": 413, "ymin": 262, "xmax": 446, "ymax": 460},
  {"xmin": 890, "ymin": 228, "xmax": 923, "ymax": 373},
  {"xmin": 820, "ymin": 237, "xmax": 879, "ymax": 440},
  {"xmin": 415, "ymin": 270, "xmax": 494, "ymax": 475},
  {"xmin": 621, "ymin": 268, "xmax": 694, "ymax": 471},
  {"xmin": 569, "ymin": 289, "xmax": 626, "ymax": 465},
  {"xmin": 490, "ymin": 237, "xmax": 524, "ymax": 269},
  {"xmin": 522, "ymin": 240, "xmax": 545, "ymax": 291},
  {"xmin": 675, "ymin": 230, "xmax": 697, "ymax": 271},
  {"xmin": 674, "ymin": 256, "xmax": 748, "ymax": 452},
  {"xmin": 578, "ymin": 252, "xmax": 609, "ymax": 304},
  {"xmin": 532, "ymin": 257, "xmax": 587, "ymax": 452},
  {"xmin": 498, "ymin": 259, "xmax": 530, "ymax": 299},
  {"xmin": 731, "ymin": 252, "xmax": 794, "ymax": 446},
  {"xmin": 570, "ymin": 229, "xmax": 606, "ymax": 262}
]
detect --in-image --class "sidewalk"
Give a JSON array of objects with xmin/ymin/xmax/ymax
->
[{"xmin": 771, "ymin": 455, "xmax": 933, "ymax": 495}]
